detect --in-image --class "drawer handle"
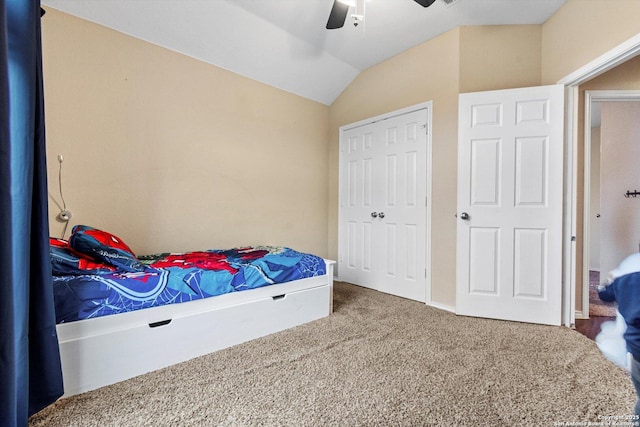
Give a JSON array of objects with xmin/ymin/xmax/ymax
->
[{"xmin": 149, "ymin": 319, "xmax": 172, "ymax": 328}]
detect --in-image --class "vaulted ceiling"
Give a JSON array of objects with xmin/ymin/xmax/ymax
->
[{"xmin": 41, "ymin": 0, "xmax": 567, "ymax": 105}]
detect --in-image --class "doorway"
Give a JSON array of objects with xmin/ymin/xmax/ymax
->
[
  {"xmin": 583, "ymin": 91, "xmax": 640, "ymax": 319},
  {"xmin": 559, "ymin": 33, "xmax": 640, "ymax": 327}
]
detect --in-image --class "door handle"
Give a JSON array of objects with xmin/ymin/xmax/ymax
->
[{"xmin": 460, "ymin": 212, "xmax": 470, "ymax": 220}]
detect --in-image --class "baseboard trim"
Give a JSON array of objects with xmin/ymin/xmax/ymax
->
[
  {"xmin": 428, "ymin": 301, "xmax": 456, "ymax": 314},
  {"xmin": 334, "ymin": 279, "xmax": 457, "ymax": 314},
  {"xmin": 575, "ymin": 309, "xmax": 589, "ymax": 320}
]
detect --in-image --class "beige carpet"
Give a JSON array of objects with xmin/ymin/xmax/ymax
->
[{"xmin": 30, "ymin": 282, "xmax": 635, "ymax": 426}]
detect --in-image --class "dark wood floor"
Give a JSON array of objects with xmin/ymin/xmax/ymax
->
[
  {"xmin": 575, "ymin": 270, "xmax": 616, "ymax": 340},
  {"xmin": 575, "ymin": 316, "xmax": 615, "ymax": 340}
]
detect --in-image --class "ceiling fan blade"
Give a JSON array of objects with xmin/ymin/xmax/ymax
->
[
  {"xmin": 414, "ymin": 0, "xmax": 436, "ymax": 6},
  {"xmin": 326, "ymin": 0, "xmax": 349, "ymax": 29}
]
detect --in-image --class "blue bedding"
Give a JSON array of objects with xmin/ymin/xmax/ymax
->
[{"xmin": 52, "ymin": 245, "xmax": 326, "ymax": 324}]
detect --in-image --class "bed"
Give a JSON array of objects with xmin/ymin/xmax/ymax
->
[{"xmin": 51, "ymin": 225, "xmax": 334, "ymax": 397}]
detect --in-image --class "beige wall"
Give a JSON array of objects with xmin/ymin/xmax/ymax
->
[
  {"xmin": 459, "ymin": 25, "xmax": 542, "ymax": 93},
  {"xmin": 42, "ymin": 9, "xmax": 330, "ymax": 257},
  {"xmin": 542, "ymin": 0, "xmax": 640, "ymax": 84},
  {"xmin": 329, "ymin": 26, "xmax": 542, "ymax": 307}
]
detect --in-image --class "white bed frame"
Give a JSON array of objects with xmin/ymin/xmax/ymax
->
[{"xmin": 56, "ymin": 260, "xmax": 335, "ymax": 397}]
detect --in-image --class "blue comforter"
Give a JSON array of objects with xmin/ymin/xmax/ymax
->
[{"xmin": 53, "ymin": 246, "xmax": 326, "ymax": 323}]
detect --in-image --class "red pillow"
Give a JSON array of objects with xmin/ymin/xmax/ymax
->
[
  {"xmin": 69, "ymin": 225, "xmax": 145, "ymax": 273},
  {"xmin": 49, "ymin": 238, "xmax": 116, "ymax": 275}
]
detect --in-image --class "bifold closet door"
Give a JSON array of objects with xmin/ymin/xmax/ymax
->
[{"xmin": 339, "ymin": 108, "xmax": 428, "ymax": 302}]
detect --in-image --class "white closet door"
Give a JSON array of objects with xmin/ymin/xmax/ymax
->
[
  {"xmin": 340, "ymin": 125, "xmax": 379, "ymax": 289},
  {"xmin": 339, "ymin": 108, "xmax": 428, "ymax": 302}
]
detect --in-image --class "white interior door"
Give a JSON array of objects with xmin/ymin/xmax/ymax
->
[
  {"xmin": 456, "ymin": 85, "xmax": 564, "ymax": 325},
  {"xmin": 339, "ymin": 107, "xmax": 429, "ymax": 302}
]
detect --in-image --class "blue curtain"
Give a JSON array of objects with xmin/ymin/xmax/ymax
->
[{"xmin": 0, "ymin": 1, "xmax": 64, "ymax": 425}]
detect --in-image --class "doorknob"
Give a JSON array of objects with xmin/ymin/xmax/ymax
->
[
  {"xmin": 371, "ymin": 212, "xmax": 378, "ymax": 218},
  {"xmin": 378, "ymin": 212, "xmax": 385, "ymax": 219},
  {"xmin": 460, "ymin": 212, "xmax": 470, "ymax": 220}
]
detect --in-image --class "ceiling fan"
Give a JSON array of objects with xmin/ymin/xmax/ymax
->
[{"xmin": 326, "ymin": 0, "xmax": 436, "ymax": 29}]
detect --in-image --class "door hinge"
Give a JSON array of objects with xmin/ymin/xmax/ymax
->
[{"xmin": 421, "ymin": 123, "xmax": 428, "ymax": 134}]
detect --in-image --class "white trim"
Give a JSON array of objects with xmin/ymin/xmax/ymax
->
[
  {"xmin": 425, "ymin": 104, "xmax": 433, "ymax": 305},
  {"xmin": 428, "ymin": 301, "xmax": 455, "ymax": 314},
  {"xmin": 339, "ymin": 102, "xmax": 432, "ymax": 132},
  {"xmin": 338, "ymin": 100, "xmax": 433, "ymax": 305},
  {"xmin": 585, "ymin": 90, "xmax": 640, "ymax": 101},
  {"xmin": 562, "ymin": 85, "xmax": 578, "ymax": 327},
  {"xmin": 559, "ymin": 32, "xmax": 640, "ymax": 328},
  {"xmin": 575, "ymin": 310, "xmax": 589, "ymax": 321},
  {"xmin": 583, "ymin": 92, "xmax": 593, "ymax": 322}
]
